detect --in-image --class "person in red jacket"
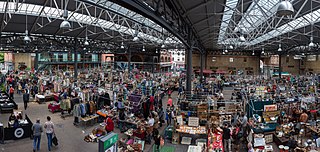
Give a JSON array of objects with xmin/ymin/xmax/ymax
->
[{"xmin": 105, "ymin": 117, "xmax": 114, "ymax": 133}]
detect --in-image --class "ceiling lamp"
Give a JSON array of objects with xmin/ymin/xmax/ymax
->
[
  {"xmin": 60, "ymin": 20, "xmax": 71, "ymax": 30},
  {"xmin": 161, "ymin": 44, "xmax": 165, "ymax": 48},
  {"xmin": 229, "ymin": 45, "xmax": 233, "ymax": 50},
  {"xmin": 277, "ymin": 0, "xmax": 294, "ymax": 16},
  {"xmin": 84, "ymin": 37, "xmax": 89, "ymax": 46},
  {"xmin": 309, "ymin": 37, "xmax": 316, "ymax": 48},
  {"xmin": 60, "ymin": 0, "xmax": 71, "ymax": 29},
  {"xmin": 222, "ymin": 51, "xmax": 225, "ymax": 55},
  {"xmin": 24, "ymin": 30, "xmax": 31, "ymax": 42},
  {"xmin": 224, "ymin": 49, "xmax": 228, "ymax": 53},
  {"xmin": 142, "ymin": 45, "xmax": 145, "ymax": 52},
  {"xmin": 261, "ymin": 48, "xmax": 265, "ymax": 54},
  {"xmin": 278, "ymin": 44, "xmax": 282, "ymax": 52},
  {"xmin": 239, "ymin": 34, "xmax": 246, "ymax": 42},
  {"xmin": 34, "ymin": 46, "xmax": 38, "ymax": 51},
  {"xmin": 133, "ymin": 36, "xmax": 139, "ymax": 42},
  {"xmin": 252, "ymin": 51, "xmax": 255, "ymax": 56},
  {"xmin": 309, "ymin": 0, "xmax": 315, "ymax": 49},
  {"xmin": 120, "ymin": 42, "xmax": 124, "ymax": 49},
  {"xmin": 24, "ymin": 10, "xmax": 31, "ymax": 43}
]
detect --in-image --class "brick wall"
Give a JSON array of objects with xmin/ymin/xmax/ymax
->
[{"xmin": 191, "ymin": 54, "xmax": 260, "ymax": 75}]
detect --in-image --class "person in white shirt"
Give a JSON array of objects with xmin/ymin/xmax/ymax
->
[
  {"xmin": 148, "ymin": 115, "xmax": 155, "ymax": 127},
  {"xmin": 44, "ymin": 116, "xmax": 54, "ymax": 151}
]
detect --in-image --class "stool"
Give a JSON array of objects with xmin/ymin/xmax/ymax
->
[
  {"xmin": 284, "ymin": 146, "xmax": 289, "ymax": 152},
  {"xmin": 279, "ymin": 145, "xmax": 284, "ymax": 152}
]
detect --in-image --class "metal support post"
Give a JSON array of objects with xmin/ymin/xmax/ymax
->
[
  {"xmin": 34, "ymin": 53, "xmax": 39, "ymax": 71},
  {"xmin": 128, "ymin": 47, "xmax": 131, "ymax": 74},
  {"xmin": 74, "ymin": 38, "xmax": 78, "ymax": 80},
  {"xmin": 186, "ymin": 47, "xmax": 192, "ymax": 96},
  {"xmin": 279, "ymin": 54, "xmax": 282, "ymax": 79},
  {"xmin": 200, "ymin": 52, "xmax": 204, "ymax": 83}
]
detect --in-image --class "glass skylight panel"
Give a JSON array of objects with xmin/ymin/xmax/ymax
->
[
  {"xmin": 251, "ymin": 8, "xmax": 320, "ymax": 45},
  {"xmin": 237, "ymin": 0, "xmax": 279, "ymax": 34},
  {"xmin": 0, "ymin": 2, "xmax": 183, "ymax": 44},
  {"xmin": 218, "ymin": 0, "xmax": 239, "ymax": 43}
]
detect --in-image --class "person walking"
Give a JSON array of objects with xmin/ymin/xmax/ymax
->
[
  {"xmin": 23, "ymin": 89, "xmax": 29, "ymax": 110},
  {"xmin": 32, "ymin": 118, "xmax": 43, "ymax": 152},
  {"xmin": 44, "ymin": 116, "xmax": 54, "ymax": 151},
  {"xmin": 223, "ymin": 123, "xmax": 231, "ymax": 152},
  {"xmin": 9, "ymin": 85, "xmax": 14, "ymax": 99}
]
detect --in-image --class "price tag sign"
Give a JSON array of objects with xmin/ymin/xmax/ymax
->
[{"xmin": 188, "ymin": 117, "xmax": 199, "ymax": 127}]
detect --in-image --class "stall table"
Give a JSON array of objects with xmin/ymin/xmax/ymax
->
[
  {"xmin": 273, "ymin": 133, "xmax": 289, "ymax": 146},
  {"xmin": 80, "ymin": 115, "xmax": 99, "ymax": 128}
]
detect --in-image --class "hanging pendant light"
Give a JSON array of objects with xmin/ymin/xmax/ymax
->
[
  {"xmin": 24, "ymin": 10, "xmax": 31, "ymax": 43},
  {"xmin": 224, "ymin": 49, "xmax": 228, "ymax": 53},
  {"xmin": 161, "ymin": 44, "xmax": 165, "ymax": 48},
  {"xmin": 60, "ymin": 0, "xmax": 71, "ymax": 29},
  {"xmin": 142, "ymin": 45, "xmax": 145, "ymax": 52},
  {"xmin": 133, "ymin": 36, "xmax": 139, "ymax": 42},
  {"xmin": 261, "ymin": 48, "xmax": 265, "ymax": 54},
  {"xmin": 309, "ymin": 0, "xmax": 316, "ymax": 49},
  {"xmin": 120, "ymin": 42, "xmax": 124, "ymax": 49},
  {"xmin": 252, "ymin": 51, "xmax": 255, "ymax": 56},
  {"xmin": 309, "ymin": 37, "xmax": 316, "ymax": 48},
  {"xmin": 277, "ymin": 0, "xmax": 294, "ymax": 16},
  {"xmin": 239, "ymin": 34, "xmax": 246, "ymax": 42},
  {"xmin": 84, "ymin": 37, "xmax": 89, "ymax": 46},
  {"xmin": 278, "ymin": 44, "xmax": 282, "ymax": 52},
  {"xmin": 229, "ymin": 45, "xmax": 233, "ymax": 50},
  {"xmin": 24, "ymin": 30, "xmax": 31, "ymax": 42}
]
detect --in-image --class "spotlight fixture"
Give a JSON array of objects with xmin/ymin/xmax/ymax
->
[
  {"xmin": 261, "ymin": 48, "xmax": 265, "ymax": 54},
  {"xmin": 222, "ymin": 51, "xmax": 225, "ymax": 55},
  {"xmin": 35, "ymin": 46, "xmax": 38, "ymax": 51},
  {"xmin": 229, "ymin": 45, "xmax": 233, "ymax": 50},
  {"xmin": 120, "ymin": 42, "xmax": 124, "ymax": 49},
  {"xmin": 224, "ymin": 49, "xmax": 228, "ymax": 53},
  {"xmin": 277, "ymin": 0, "xmax": 294, "ymax": 16},
  {"xmin": 142, "ymin": 45, "xmax": 145, "ymax": 52},
  {"xmin": 161, "ymin": 44, "xmax": 165, "ymax": 48},
  {"xmin": 252, "ymin": 51, "xmax": 255, "ymax": 56},
  {"xmin": 155, "ymin": 49, "xmax": 158, "ymax": 54}
]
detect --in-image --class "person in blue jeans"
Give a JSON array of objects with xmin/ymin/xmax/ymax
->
[
  {"xmin": 32, "ymin": 118, "xmax": 43, "ymax": 152},
  {"xmin": 44, "ymin": 116, "xmax": 54, "ymax": 151}
]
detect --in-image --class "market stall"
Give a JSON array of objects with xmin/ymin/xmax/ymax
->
[
  {"xmin": 2, "ymin": 111, "xmax": 33, "ymax": 140},
  {"xmin": 0, "ymin": 91, "xmax": 18, "ymax": 113}
]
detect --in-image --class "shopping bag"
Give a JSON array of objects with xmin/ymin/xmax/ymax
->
[{"xmin": 52, "ymin": 134, "xmax": 58, "ymax": 146}]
